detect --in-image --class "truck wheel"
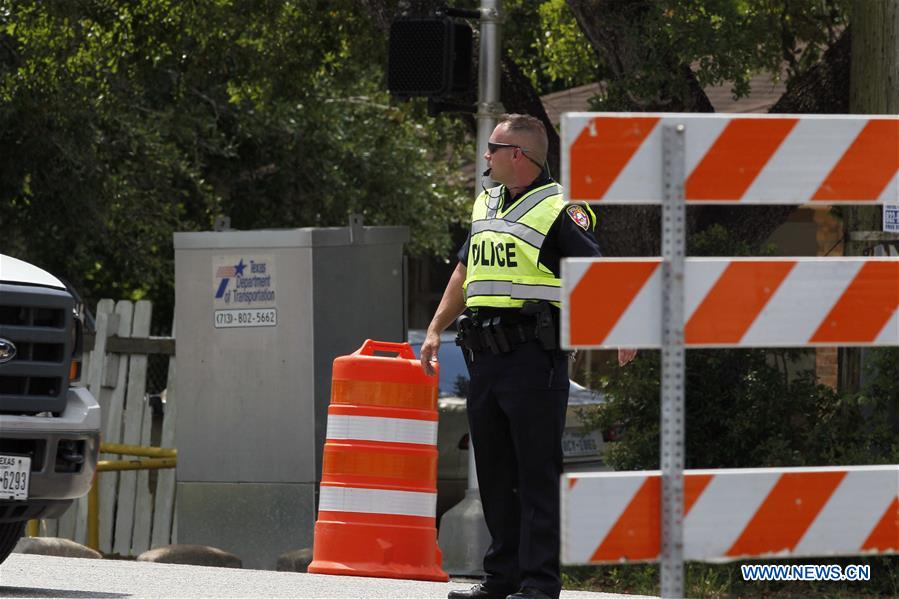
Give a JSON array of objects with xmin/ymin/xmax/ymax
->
[{"xmin": 0, "ymin": 521, "xmax": 26, "ymax": 564}]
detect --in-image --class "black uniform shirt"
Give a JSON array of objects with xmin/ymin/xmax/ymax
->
[{"xmin": 457, "ymin": 174, "xmax": 602, "ymax": 276}]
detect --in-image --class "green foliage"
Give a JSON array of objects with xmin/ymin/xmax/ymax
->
[
  {"xmin": 689, "ymin": 223, "xmax": 773, "ymax": 256},
  {"xmin": 582, "ymin": 0, "xmax": 849, "ymax": 110},
  {"xmin": 498, "ymin": 0, "xmax": 848, "ymax": 110},
  {"xmin": 564, "ymin": 556, "xmax": 899, "ymax": 597},
  {"xmin": 503, "ymin": 0, "xmax": 598, "ymax": 95},
  {"xmin": 586, "ymin": 346, "xmax": 897, "ymax": 471},
  {"xmin": 0, "ymin": 0, "xmax": 858, "ymax": 324},
  {"xmin": 0, "ymin": 0, "xmax": 471, "ymax": 322}
]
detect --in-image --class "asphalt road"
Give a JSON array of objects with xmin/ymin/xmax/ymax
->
[{"xmin": 0, "ymin": 554, "xmax": 656, "ymax": 599}]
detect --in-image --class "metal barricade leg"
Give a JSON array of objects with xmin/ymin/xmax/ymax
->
[{"xmin": 660, "ymin": 123, "xmax": 687, "ymax": 599}]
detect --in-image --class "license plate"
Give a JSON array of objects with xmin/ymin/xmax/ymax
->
[
  {"xmin": 0, "ymin": 454, "xmax": 31, "ymax": 501},
  {"xmin": 562, "ymin": 428, "xmax": 603, "ymax": 460}
]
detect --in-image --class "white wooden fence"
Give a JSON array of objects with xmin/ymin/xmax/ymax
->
[{"xmin": 33, "ymin": 299, "xmax": 177, "ymax": 556}]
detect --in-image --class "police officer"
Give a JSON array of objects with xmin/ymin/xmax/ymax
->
[{"xmin": 421, "ymin": 114, "xmax": 635, "ymax": 599}]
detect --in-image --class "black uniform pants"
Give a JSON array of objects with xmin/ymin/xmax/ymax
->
[{"xmin": 465, "ymin": 340, "xmax": 569, "ymax": 599}]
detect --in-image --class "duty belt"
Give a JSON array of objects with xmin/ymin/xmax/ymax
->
[{"xmin": 455, "ymin": 302, "xmax": 558, "ymax": 358}]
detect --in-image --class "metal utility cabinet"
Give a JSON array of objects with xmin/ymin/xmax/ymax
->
[{"xmin": 173, "ymin": 219, "xmax": 408, "ymax": 569}]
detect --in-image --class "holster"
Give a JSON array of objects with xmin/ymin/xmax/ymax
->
[
  {"xmin": 520, "ymin": 301, "xmax": 558, "ymax": 351},
  {"xmin": 455, "ymin": 315, "xmax": 478, "ymax": 366}
]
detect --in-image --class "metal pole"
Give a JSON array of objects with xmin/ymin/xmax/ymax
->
[
  {"xmin": 468, "ymin": 440, "xmax": 479, "ymax": 490},
  {"xmin": 470, "ymin": 0, "xmax": 504, "ymax": 495},
  {"xmin": 436, "ymin": 1, "xmax": 503, "ymax": 576},
  {"xmin": 87, "ymin": 475, "xmax": 99, "ymax": 551},
  {"xmin": 100, "ymin": 442, "xmax": 177, "ymax": 459},
  {"xmin": 475, "ymin": 0, "xmax": 504, "ymax": 183},
  {"xmin": 660, "ymin": 124, "xmax": 686, "ymax": 598}
]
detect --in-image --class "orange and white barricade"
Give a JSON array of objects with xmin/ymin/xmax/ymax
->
[
  {"xmin": 562, "ymin": 257, "xmax": 899, "ymax": 349},
  {"xmin": 561, "ymin": 113, "xmax": 898, "ymax": 204},
  {"xmin": 558, "ymin": 112, "xmax": 899, "ymax": 587},
  {"xmin": 308, "ymin": 339, "xmax": 448, "ymax": 582},
  {"xmin": 562, "ymin": 466, "xmax": 899, "ymax": 564}
]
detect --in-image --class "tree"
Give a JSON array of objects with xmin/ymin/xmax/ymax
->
[
  {"xmin": 0, "ymin": 0, "xmax": 471, "ymax": 322},
  {"xmin": 837, "ymin": 0, "xmax": 899, "ymax": 392},
  {"xmin": 555, "ymin": 0, "xmax": 852, "ymax": 257},
  {"xmin": 382, "ymin": 0, "xmax": 852, "ymax": 257},
  {"xmin": 1, "ymin": 0, "xmax": 889, "ymax": 319}
]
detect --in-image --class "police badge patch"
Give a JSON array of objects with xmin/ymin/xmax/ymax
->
[{"xmin": 566, "ymin": 204, "xmax": 590, "ymax": 230}]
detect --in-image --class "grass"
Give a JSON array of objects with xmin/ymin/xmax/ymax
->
[{"xmin": 562, "ymin": 556, "xmax": 899, "ymax": 598}]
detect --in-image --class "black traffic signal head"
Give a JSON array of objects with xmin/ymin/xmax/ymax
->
[{"xmin": 388, "ymin": 16, "xmax": 472, "ymax": 98}]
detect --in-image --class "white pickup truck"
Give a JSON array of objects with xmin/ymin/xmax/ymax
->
[{"xmin": 0, "ymin": 255, "xmax": 100, "ymax": 563}]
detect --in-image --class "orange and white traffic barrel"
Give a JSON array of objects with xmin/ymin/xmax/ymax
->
[{"xmin": 308, "ymin": 339, "xmax": 448, "ymax": 582}]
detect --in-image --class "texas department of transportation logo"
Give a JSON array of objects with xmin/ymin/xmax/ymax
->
[
  {"xmin": 215, "ymin": 258, "xmax": 247, "ymax": 300},
  {"xmin": 213, "ymin": 255, "xmax": 276, "ymax": 307},
  {"xmin": 0, "ymin": 338, "xmax": 17, "ymax": 364}
]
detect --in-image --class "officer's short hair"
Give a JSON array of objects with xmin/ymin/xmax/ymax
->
[{"xmin": 499, "ymin": 114, "xmax": 548, "ymax": 163}]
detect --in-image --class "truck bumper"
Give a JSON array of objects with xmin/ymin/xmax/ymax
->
[{"xmin": 0, "ymin": 386, "xmax": 100, "ymax": 522}]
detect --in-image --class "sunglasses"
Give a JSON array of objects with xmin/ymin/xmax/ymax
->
[
  {"xmin": 487, "ymin": 142, "xmax": 524, "ymax": 154},
  {"xmin": 486, "ymin": 141, "xmax": 547, "ymax": 172}
]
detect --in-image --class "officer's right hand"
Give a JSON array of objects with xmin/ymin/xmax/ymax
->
[{"xmin": 420, "ymin": 330, "xmax": 440, "ymax": 376}]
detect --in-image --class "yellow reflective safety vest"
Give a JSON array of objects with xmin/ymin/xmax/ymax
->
[{"xmin": 463, "ymin": 182, "xmax": 592, "ymax": 309}]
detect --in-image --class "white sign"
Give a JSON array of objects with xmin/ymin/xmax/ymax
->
[
  {"xmin": 212, "ymin": 255, "xmax": 277, "ymax": 328},
  {"xmin": 885, "ymin": 204, "xmax": 899, "ymax": 233},
  {"xmin": 0, "ymin": 455, "xmax": 30, "ymax": 500}
]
